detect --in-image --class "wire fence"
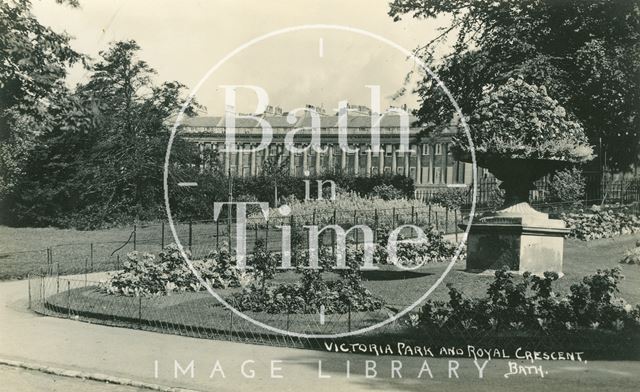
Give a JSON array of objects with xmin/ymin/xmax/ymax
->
[
  {"xmin": 4, "ymin": 198, "xmax": 640, "ymax": 281},
  {"xmin": 27, "ymin": 273, "xmax": 640, "ymax": 357},
  {"xmin": 18, "ymin": 191, "xmax": 640, "ymax": 355},
  {"xmin": 416, "ymin": 172, "xmax": 640, "ymax": 207}
]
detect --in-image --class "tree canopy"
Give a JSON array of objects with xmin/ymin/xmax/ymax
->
[
  {"xmin": 5, "ymin": 39, "xmax": 201, "ymax": 228},
  {"xmin": 0, "ymin": 0, "xmax": 83, "ymax": 195},
  {"xmin": 389, "ymin": 0, "xmax": 640, "ymax": 171}
]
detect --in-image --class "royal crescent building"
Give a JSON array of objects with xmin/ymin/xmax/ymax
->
[{"xmin": 179, "ymin": 105, "xmax": 476, "ymax": 197}]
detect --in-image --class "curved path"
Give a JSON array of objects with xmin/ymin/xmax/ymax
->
[{"xmin": 1, "ymin": 274, "xmax": 639, "ymax": 391}]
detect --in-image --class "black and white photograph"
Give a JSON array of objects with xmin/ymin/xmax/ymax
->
[{"xmin": 1, "ymin": 0, "xmax": 639, "ymax": 391}]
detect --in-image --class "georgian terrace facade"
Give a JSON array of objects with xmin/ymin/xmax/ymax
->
[{"xmin": 178, "ymin": 110, "xmax": 474, "ymax": 192}]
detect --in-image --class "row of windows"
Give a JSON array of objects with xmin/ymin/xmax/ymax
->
[{"xmin": 200, "ymin": 143, "xmax": 451, "ymax": 156}]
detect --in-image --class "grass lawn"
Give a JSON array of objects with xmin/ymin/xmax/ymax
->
[
  {"xmin": 0, "ymin": 219, "xmax": 452, "ymax": 280},
  {"xmin": 0, "ymin": 221, "xmax": 263, "ymax": 280},
  {"xmin": 365, "ymin": 233, "xmax": 640, "ymax": 305},
  {"xmin": 40, "ymin": 234, "xmax": 640, "ymax": 345}
]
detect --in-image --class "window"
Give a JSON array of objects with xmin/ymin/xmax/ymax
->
[
  {"xmin": 434, "ymin": 167, "xmax": 442, "ymax": 184},
  {"xmin": 410, "ymin": 145, "xmax": 417, "ymax": 156},
  {"xmin": 435, "ymin": 144, "xmax": 442, "ymax": 155},
  {"xmin": 409, "ymin": 167, "xmax": 416, "ymax": 180},
  {"xmin": 385, "ymin": 145, "xmax": 393, "ymax": 156},
  {"xmin": 384, "ymin": 166, "xmax": 391, "ymax": 174},
  {"xmin": 422, "ymin": 144, "xmax": 430, "ymax": 156}
]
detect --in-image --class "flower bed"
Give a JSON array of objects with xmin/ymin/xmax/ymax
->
[
  {"xmin": 373, "ymin": 226, "xmax": 461, "ymax": 267},
  {"xmin": 102, "ymin": 244, "xmax": 247, "ymax": 296},
  {"xmin": 562, "ymin": 205, "xmax": 640, "ymax": 241},
  {"xmin": 231, "ymin": 246, "xmax": 383, "ymax": 314},
  {"xmin": 412, "ymin": 267, "xmax": 640, "ymax": 334},
  {"xmin": 247, "ymin": 192, "xmax": 443, "ymax": 228}
]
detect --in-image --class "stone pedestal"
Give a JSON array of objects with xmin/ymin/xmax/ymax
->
[{"xmin": 463, "ymin": 203, "xmax": 569, "ymax": 275}]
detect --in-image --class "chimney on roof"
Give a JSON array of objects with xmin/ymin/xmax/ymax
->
[{"xmin": 305, "ymin": 104, "xmax": 326, "ymax": 115}]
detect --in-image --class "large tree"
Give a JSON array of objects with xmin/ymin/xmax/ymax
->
[
  {"xmin": 389, "ymin": 0, "xmax": 640, "ymax": 172},
  {"xmin": 7, "ymin": 40, "xmax": 201, "ymax": 228},
  {"xmin": 0, "ymin": 0, "xmax": 83, "ymax": 196}
]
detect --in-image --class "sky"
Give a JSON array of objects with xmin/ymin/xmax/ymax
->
[{"xmin": 32, "ymin": 0, "xmax": 453, "ymax": 115}]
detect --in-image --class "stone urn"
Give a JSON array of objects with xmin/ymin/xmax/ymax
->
[{"xmin": 461, "ymin": 154, "xmax": 570, "ymax": 275}]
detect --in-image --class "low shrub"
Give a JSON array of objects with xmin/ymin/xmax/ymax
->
[
  {"xmin": 413, "ymin": 267, "xmax": 640, "ymax": 333},
  {"xmin": 546, "ymin": 167, "xmax": 586, "ymax": 203},
  {"xmin": 373, "ymin": 225, "xmax": 460, "ymax": 267},
  {"xmin": 562, "ymin": 205, "xmax": 640, "ymax": 240},
  {"xmin": 621, "ymin": 246, "xmax": 640, "ymax": 265},
  {"xmin": 428, "ymin": 187, "xmax": 470, "ymax": 210},
  {"xmin": 231, "ymin": 246, "xmax": 383, "ymax": 314},
  {"xmin": 371, "ymin": 184, "xmax": 405, "ymax": 200},
  {"xmin": 248, "ymin": 192, "xmax": 440, "ymax": 228},
  {"xmin": 102, "ymin": 243, "xmax": 245, "ymax": 296}
]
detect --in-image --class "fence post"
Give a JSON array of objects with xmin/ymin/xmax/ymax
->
[
  {"xmin": 454, "ymin": 209, "xmax": 459, "ymax": 242},
  {"xmin": 188, "ymin": 220, "xmax": 193, "ymax": 252},
  {"xmin": 348, "ymin": 303, "xmax": 352, "ymax": 332},
  {"xmin": 374, "ymin": 209, "xmax": 379, "ymax": 243},
  {"xmin": 116, "ymin": 254, "xmax": 120, "ymax": 270},
  {"xmin": 90, "ymin": 243, "xmax": 94, "ymax": 272},
  {"xmin": 138, "ymin": 295, "xmax": 142, "ymax": 327},
  {"xmin": 84, "ymin": 258, "xmax": 88, "ymax": 287},
  {"xmin": 411, "ymin": 206, "xmax": 415, "ymax": 224},
  {"xmin": 445, "ymin": 207, "xmax": 449, "ymax": 233},
  {"xmin": 67, "ymin": 280, "xmax": 71, "ymax": 318},
  {"xmin": 435, "ymin": 211, "xmax": 439, "ymax": 231},
  {"xmin": 353, "ymin": 210, "xmax": 358, "ymax": 247},
  {"xmin": 392, "ymin": 207, "xmax": 396, "ymax": 227},
  {"xmin": 161, "ymin": 221, "xmax": 165, "ymax": 249},
  {"xmin": 27, "ymin": 274, "xmax": 31, "ymax": 310},
  {"xmin": 48, "ymin": 248, "xmax": 53, "ymax": 276},
  {"xmin": 56, "ymin": 263, "xmax": 60, "ymax": 294},
  {"xmin": 216, "ymin": 218, "xmax": 220, "ymax": 249},
  {"xmin": 332, "ymin": 209, "xmax": 337, "ymax": 256},
  {"xmin": 227, "ymin": 208, "xmax": 232, "ymax": 247},
  {"xmin": 428, "ymin": 204, "xmax": 432, "ymax": 226},
  {"xmin": 133, "ymin": 224, "xmax": 137, "ymax": 251}
]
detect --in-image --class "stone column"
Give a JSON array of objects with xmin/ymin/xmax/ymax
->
[
  {"xmin": 277, "ymin": 145, "xmax": 283, "ymax": 167},
  {"xmin": 341, "ymin": 148, "xmax": 347, "ymax": 173},
  {"xmin": 315, "ymin": 148, "xmax": 321, "ymax": 174},
  {"xmin": 404, "ymin": 151, "xmax": 410, "ymax": 177},
  {"xmin": 354, "ymin": 147, "xmax": 359, "ymax": 175},
  {"xmin": 366, "ymin": 147, "xmax": 372, "ymax": 177},
  {"xmin": 378, "ymin": 146, "xmax": 384, "ymax": 174},
  {"xmin": 198, "ymin": 143, "xmax": 204, "ymax": 173},
  {"xmin": 250, "ymin": 147, "xmax": 256, "ymax": 176},
  {"xmin": 443, "ymin": 143, "xmax": 448, "ymax": 184},
  {"xmin": 237, "ymin": 146, "xmax": 244, "ymax": 177},
  {"xmin": 289, "ymin": 147, "xmax": 295, "ymax": 175},
  {"xmin": 303, "ymin": 148, "xmax": 308, "ymax": 174},
  {"xmin": 224, "ymin": 148, "xmax": 230, "ymax": 174},
  {"xmin": 416, "ymin": 146, "xmax": 422, "ymax": 185},
  {"xmin": 328, "ymin": 145, "xmax": 334, "ymax": 173},
  {"xmin": 391, "ymin": 145, "xmax": 397, "ymax": 174},
  {"xmin": 428, "ymin": 145, "xmax": 433, "ymax": 184}
]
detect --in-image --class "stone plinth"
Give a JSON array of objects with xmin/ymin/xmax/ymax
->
[{"xmin": 463, "ymin": 203, "xmax": 570, "ymax": 275}]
